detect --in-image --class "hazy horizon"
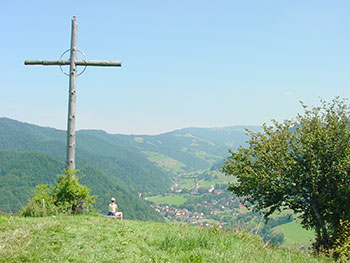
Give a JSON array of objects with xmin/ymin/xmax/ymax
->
[{"xmin": 0, "ymin": 116, "xmax": 263, "ymax": 136}]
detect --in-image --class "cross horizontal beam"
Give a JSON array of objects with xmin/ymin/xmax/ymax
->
[{"xmin": 24, "ymin": 59, "xmax": 122, "ymax": 67}]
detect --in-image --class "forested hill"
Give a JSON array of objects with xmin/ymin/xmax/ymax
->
[
  {"xmin": 0, "ymin": 117, "xmax": 259, "ymax": 218},
  {"xmin": 0, "ymin": 118, "xmax": 170, "ymax": 221},
  {"xmin": 0, "ymin": 150, "xmax": 162, "ymax": 221},
  {"xmin": 0, "ymin": 118, "xmax": 171, "ymax": 195}
]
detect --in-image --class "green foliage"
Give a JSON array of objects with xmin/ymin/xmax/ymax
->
[
  {"xmin": 20, "ymin": 170, "xmax": 96, "ymax": 216},
  {"xmin": 0, "ymin": 150, "xmax": 64, "ymax": 213},
  {"xmin": 0, "ymin": 117, "xmax": 172, "ymax": 197},
  {"xmin": 75, "ymin": 131, "xmax": 172, "ymax": 194},
  {"xmin": 224, "ymin": 97, "xmax": 350, "ymax": 254},
  {"xmin": 0, "ymin": 150, "xmax": 165, "ymax": 221},
  {"xmin": 332, "ymin": 220, "xmax": 350, "ymax": 262},
  {"xmin": 260, "ymin": 226, "xmax": 285, "ymax": 245},
  {"xmin": 0, "ymin": 215, "xmax": 332, "ymax": 263},
  {"xmin": 20, "ymin": 185, "xmax": 58, "ymax": 217},
  {"xmin": 53, "ymin": 169, "xmax": 96, "ymax": 214}
]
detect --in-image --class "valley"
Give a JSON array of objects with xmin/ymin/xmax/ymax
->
[
  {"xmin": 145, "ymin": 170, "xmax": 315, "ymax": 249},
  {"xmin": 0, "ymin": 117, "xmax": 314, "ymax": 249}
]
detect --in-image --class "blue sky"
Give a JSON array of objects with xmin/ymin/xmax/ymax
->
[{"xmin": 1, "ymin": 1, "xmax": 349, "ymax": 135}]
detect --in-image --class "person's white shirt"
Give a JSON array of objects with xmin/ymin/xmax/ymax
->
[{"xmin": 109, "ymin": 203, "xmax": 117, "ymax": 213}]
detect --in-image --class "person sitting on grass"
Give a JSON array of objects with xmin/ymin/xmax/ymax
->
[{"xmin": 108, "ymin": 197, "xmax": 118, "ymax": 216}]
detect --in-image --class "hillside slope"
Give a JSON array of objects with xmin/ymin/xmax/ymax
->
[
  {"xmin": 0, "ymin": 118, "xmax": 171, "ymax": 194},
  {"xmin": 112, "ymin": 125, "xmax": 260, "ymax": 173},
  {"xmin": 0, "ymin": 215, "xmax": 331, "ymax": 263},
  {"xmin": 0, "ymin": 150, "xmax": 163, "ymax": 221},
  {"xmin": 171, "ymin": 126, "xmax": 261, "ymax": 148},
  {"xmin": 0, "ymin": 117, "xmax": 258, "ymax": 175},
  {"xmin": 0, "ymin": 118, "xmax": 171, "ymax": 220}
]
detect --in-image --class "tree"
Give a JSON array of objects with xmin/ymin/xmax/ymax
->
[{"xmin": 223, "ymin": 98, "xmax": 350, "ymax": 253}]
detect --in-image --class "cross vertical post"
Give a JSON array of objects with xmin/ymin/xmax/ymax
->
[
  {"xmin": 24, "ymin": 16, "xmax": 122, "ymax": 171},
  {"xmin": 67, "ymin": 17, "xmax": 78, "ymax": 170}
]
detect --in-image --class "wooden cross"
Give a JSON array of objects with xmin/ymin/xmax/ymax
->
[{"xmin": 24, "ymin": 16, "xmax": 122, "ymax": 170}]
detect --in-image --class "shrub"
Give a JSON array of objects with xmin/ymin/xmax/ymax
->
[
  {"xmin": 332, "ymin": 220, "xmax": 350, "ymax": 262},
  {"xmin": 53, "ymin": 169, "xmax": 96, "ymax": 214},
  {"xmin": 20, "ymin": 185, "xmax": 58, "ymax": 217},
  {"xmin": 20, "ymin": 169, "xmax": 97, "ymax": 217}
]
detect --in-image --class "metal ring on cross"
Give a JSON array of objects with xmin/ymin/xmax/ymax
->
[{"xmin": 59, "ymin": 49, "xmax": 88, "ymax": 77}]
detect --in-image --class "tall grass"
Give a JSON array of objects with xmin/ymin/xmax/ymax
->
[{"xmin": 0, "ymin": 214, "xmax": 332, "ymax": 263}]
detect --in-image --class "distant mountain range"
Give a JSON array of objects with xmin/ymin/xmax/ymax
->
[{"xmin": 0, "ymin": 117, "xmax": 260, "ymax": 220}]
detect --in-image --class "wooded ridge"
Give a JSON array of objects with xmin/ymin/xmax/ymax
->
[{"xmin": 0, "ymin": 117, "xmax": 256, "ymax": 220}]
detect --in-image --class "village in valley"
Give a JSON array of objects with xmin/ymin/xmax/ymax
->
[
  {"xmin": 145, "ymin": 171, "xmax": 247, "ymax": 228},
  {"xmin": 149, "ymin": 193, "xmax": 244, "ymax": 227},
  {"xmin": 145, "ymin": 170, "xmax": 307, "ymax": 247}
]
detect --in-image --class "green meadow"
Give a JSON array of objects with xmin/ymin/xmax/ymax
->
[
  {"xmin": 274, "ymin": 221, "xmax": 315, "ymax": 249},
  {"xmin": 0, "ymin": 214, "xmax": 332, "ymax": 263},
  {"xmin": 143, "ymin": 151, "xmax": 186, "ymax": 174}
]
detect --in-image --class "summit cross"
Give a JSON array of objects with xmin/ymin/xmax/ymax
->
[{"xmin": 24, "ymin": 16, "xmax": 122, "ymax": 170}]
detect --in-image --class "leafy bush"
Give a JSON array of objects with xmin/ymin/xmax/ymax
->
[
  {"xmin": 53, "ymin": 169, "xmax": 96, "ymax": 214},
  {"xmin": 21, "ymin": 169, "xmax": 96, "ymax": 216},
  {"xmin": 20, "ymin": 185, "xmax": 58, "ymax": 217},
  {"xmin": 332, "ymin": 220, "xmax": 350, "ymax": 262},
  {"xmin": 260, "ymin": 226, "xmax": 285, "ymax": 245}
]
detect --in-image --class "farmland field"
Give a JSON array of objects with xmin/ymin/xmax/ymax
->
[{"xmin": 273, "ymin": 221, "xmax": 315, "ymax": 248}]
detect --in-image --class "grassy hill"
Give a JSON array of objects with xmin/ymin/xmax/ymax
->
[{"xmin": 0, "ymin": 214, "xmax": 332, "ymax": 263}]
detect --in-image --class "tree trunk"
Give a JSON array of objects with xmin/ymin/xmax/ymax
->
[{"xmin": 311, "ymin": 198, "xmax": 329, "ymax": 250}]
